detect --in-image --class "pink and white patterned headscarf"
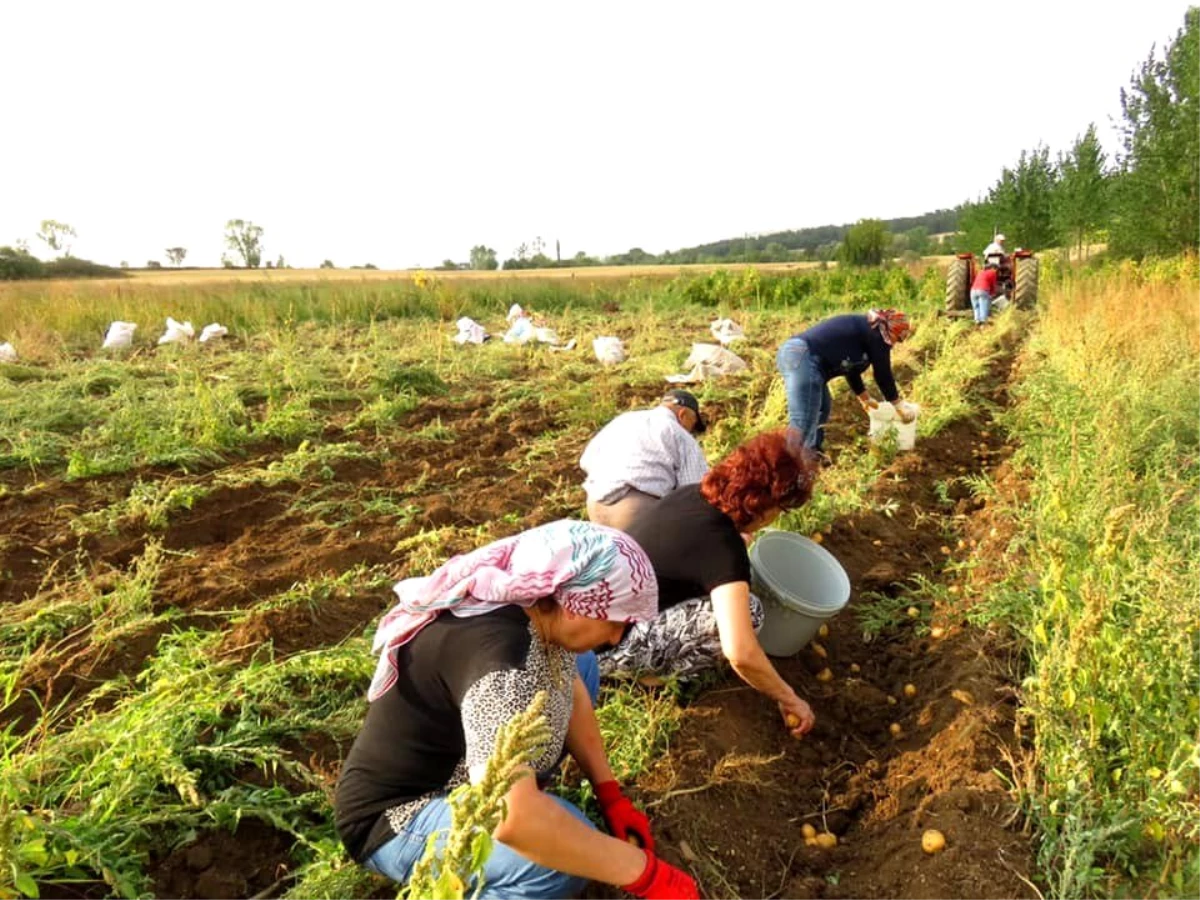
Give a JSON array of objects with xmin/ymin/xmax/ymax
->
[{"xmin": 368, "ymin": 519, "xmax": 658, "ymax": 700}]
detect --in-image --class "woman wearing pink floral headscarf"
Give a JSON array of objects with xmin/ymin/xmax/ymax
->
[{"xmin": 335, "ymin": 519, "xmax": 698, "ymax": 900}]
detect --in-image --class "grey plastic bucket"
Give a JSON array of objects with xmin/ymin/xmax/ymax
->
[{"xmin": 750, "ymin": 530, "xmax": 850, "ymax": 657}]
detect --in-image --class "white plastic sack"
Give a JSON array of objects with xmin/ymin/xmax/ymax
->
[
  {"xmin": 199, "ymin": 323, "xmax": 228, "ymax": 343},
  {"xmin": 665, "ymin": 343, "xmax": 747, "ymax": 384},
  {"xmin": 593, "ymin": 336, "xmax": 626, "ymax": 366},
  {"xmin": 157, "ymin": 317, "xmax": 195, "ymax": 345},
  {"xmin": 454, "ymin": 316, "xmax": 487, "ymax": 345},
  {"xmin": 547, "ymin": 339, "xmax": 577, "ymax": 353},
  {"xmin": 0, "ymin": 342, "xmax": 17, "ymax": 363},
  {"xmin": 991, "ymin": 294, "xmax": 1010, "ymax": 312},
  {"xmin": 709, "ymin": 318, "xmax": 745, "ymax": 346},
  {"xmin": 506, "ymin": 303, "xmax": 525, "ymax": 323},
  {"xmin": 868, "ymin": 401, "xmax": 920, "ymax": 451},
  {"xmin": 504, "ymin": 317, "xmax": 535, "ymax": 344},
  {"xmin": 534, "ymin": 326, "xmax": 561, "ymax": 345},
  {"xmin": 102, "ymin": 321, "xmax": 138, "ymax": 349}
]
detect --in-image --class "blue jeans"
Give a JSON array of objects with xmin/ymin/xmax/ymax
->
[
  {"xmin": 970, "ymin": 289, "xmax": 991, "ymax": 323},
  {"xmin": 776, "ymin": 337, "xmax": 831, "ymax": 450},
  {"xmin": 576, "ymin": 651, "xmax": 600, "ymax": 705},
  {"xmin": 364, "ymin": 652, "xmax": 602, "ymax": 898},
  {"xmin": 365, "ymin": 793, "xmax": 595, "ymax": 899}
]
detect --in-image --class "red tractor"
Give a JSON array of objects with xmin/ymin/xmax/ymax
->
[{"xmin": 945, "ymin": 248, "xmax": 1039, "ymax": 314}]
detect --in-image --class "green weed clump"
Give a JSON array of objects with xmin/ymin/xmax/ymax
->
[
  {"xmin": 989, "ymin": 257, "xmax": 1199, "ymax": 898},
  {"xmin": 405, "ymin": 693, "xmax": 552, "ymax": 900}
]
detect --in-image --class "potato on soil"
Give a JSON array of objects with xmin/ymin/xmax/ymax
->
[
  {"xmin": 801, "ymin": 823, "xmax": 817, "ymax": 840},
  {"xmin": 922, "ymin": 829, "xmax": 946, "ymax": 854},
  {"xmin": 815, "ymin": 832, "xmax": 838, "ymax": 849},
  {"xmin": 816, "ymin": 667, "xmax": 833, "ymax": 682},
  {"xmin": 903, "ymin": 683, "xmax": 917, "ymax": 698}
]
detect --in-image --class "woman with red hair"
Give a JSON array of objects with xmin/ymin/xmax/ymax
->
[{"xmin": 600, "ymin": 430, "xmax": 821, "ymax": 738}]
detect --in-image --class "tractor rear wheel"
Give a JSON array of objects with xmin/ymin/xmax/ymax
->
[
  {"xmin": 1014, "ymin": 257, "xmax": 1039, "ymax": 309},
  {"xmin": 945, "ymin": 258, "xmax": 970, "ymax": 312}
]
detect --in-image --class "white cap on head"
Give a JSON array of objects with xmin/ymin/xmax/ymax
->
[{"xmin": 995, "ymin": 234, "xmax": 1006, "ymax": 243}]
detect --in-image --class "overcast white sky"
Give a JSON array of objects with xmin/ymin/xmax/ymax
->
[{"xmin": 2, "ymin": 1, "xmax": 1191, "ymax": 269}]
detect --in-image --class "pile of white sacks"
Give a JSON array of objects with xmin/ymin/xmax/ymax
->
[
  {"xmin": 0, "ymin": 318, "xmax": 231, "ymax": 362},
  {"xmin": 98, "ymin": 318, "xmax": 229, "ymax": 350},
  {"xmin": 453, "ymin": 304, "xmax": 577, "ymax": 352},
  {"xmin": 449, "ymin": 307, "xmax": 750, "ymax": 377}
]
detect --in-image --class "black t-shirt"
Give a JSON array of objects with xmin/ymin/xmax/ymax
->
[
  {"xmin": 624, "ymin": 484, "xmax": 752, "ymax": 609},
  {"xmin": 334, "ymin": 605, "xmax": 575, "ymax": 862}
]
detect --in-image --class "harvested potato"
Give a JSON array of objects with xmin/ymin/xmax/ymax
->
[
  {"xmin": 906, "ymin": 606, "xmax": 920, "ymax": 619},
  {"xmin": 889, "ymin": 722, "xmax": 903, "ymax": 738},
  {"xmin": 818, "ymin": 623, "xmax": 830, "ymax": 639},
  {"xmin": 922, "ymin": 829, "xmax": 946, "ymax": 854},
  {"xmin": 815, "ymin": 832, "xmax": 838, "ymax": 849},
  {"xmin": 811, "ymin": 642, "xmax": 828, "ymax": 658},
  {"xmin": 903, "ymin": 683, "xmax": 917, "ymax": 698},
  {"xmin": 886, "ymin": 694, "xmax": 897, "ymax": 705},
  {"xmin": 801, "ymin": 823, "xmax": 817, "ymax": 839},
  {"xmin": 849, "ymin": 663, "xmax": 861, "ymax": 674},
  {"xmin": 785, "ymin": 714, "xmax": 801, "ymax": 728},
  {"xmin": 930, "ymin": 626, "xmax": 946, "ymax": 639},
  {"xmin": 816, "ymin": 667, "xmax": 834, "ymax": 682}
]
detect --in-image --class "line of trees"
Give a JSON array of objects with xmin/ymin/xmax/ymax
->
[{"xmin": 956, "ymin": 9, "xmax": 1196, "ymax": 261}]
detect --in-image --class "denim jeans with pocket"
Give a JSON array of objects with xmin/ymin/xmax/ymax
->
[
  {"xmin": 776, "ymin": 337, "xmax": 831, "ymax": 450},
  {"xmin": 365, "ymin": 793, "xmax": 595, "ymax": 899},
  {"xmin": 970, "ymin": 289, "xmax": 991, "ymax": 323}
]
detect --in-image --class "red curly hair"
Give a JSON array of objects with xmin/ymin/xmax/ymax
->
[{"xmin": 700, "ymin": 429, "xmax": 818, "ymax": 530}]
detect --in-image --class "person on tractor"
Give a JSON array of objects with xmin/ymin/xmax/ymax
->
[
  {"xmin": 983, "ymin": 234, "xmax": 1006, "ymax": 266},
  {"xmin": 971, "ymin": 263, "xmax": 1000, "ymax": 325}
]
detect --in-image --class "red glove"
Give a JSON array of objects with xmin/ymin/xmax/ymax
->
[
  {"xmin": 622, "ymin": 851, "xmax": 700, "ymax": 900},
  {"xmin": 595, "ymin": 780, "xmax": 655, "ymax": 851}
]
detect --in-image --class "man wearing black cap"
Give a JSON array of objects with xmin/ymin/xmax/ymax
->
[{"xmin": 579, "ymin": 390, "xmax": 709, "ymax": 532}]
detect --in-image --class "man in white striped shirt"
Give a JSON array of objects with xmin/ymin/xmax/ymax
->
[{"xmin": 580, "ymin": 390, "xmax": 710, "ymax": 532}]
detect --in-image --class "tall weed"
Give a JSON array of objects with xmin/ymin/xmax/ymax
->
[{"xmin": 994, "ymin": 257, "xmax": 1199, "ymax": 897}]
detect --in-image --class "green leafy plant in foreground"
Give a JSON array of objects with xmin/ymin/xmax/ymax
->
[{"xmin": 405, "ymin": 693, "xmax": 551, "ymax": 900}]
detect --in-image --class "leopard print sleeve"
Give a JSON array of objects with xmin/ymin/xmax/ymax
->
[{"xmin": 460, "ymin": 634, "xmax": 575, "ymax": 782}]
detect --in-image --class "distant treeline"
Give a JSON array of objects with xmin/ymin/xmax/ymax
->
[
  {"xmin": 0, "ymin": 247, "xmax": 125, "ymax": 281},
  {"xmin": 651, "ymin": 208, "xmax": 960, "ymax": 263},
  {"xmin": 486, "ymin": 208, "xmax": 958, "ymax": 271}
]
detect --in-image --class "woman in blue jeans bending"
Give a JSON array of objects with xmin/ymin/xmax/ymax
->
[
  {"xmin": 334, "ymin": 520, "xmax": 698, "ymax": 900},
  {"xmin": 775, "ymin": 309, "xmax": 914, "ymax": 457}
]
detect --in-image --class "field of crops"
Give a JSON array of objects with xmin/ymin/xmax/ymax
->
[{"xmin": 1, "ymin": 258, "xmax": 1196, "ymax": 900}]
